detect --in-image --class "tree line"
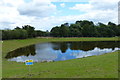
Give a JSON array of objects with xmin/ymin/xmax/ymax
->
[
  {"xmin": 51, "ymin": 20, "xmax": 120, "ymax": 37},
  {"xmin": 1, "ymin": 20, "xmax": 120, "ymax": 40},
  {"xmin": 2, "ymin": 25, "xmax": 48, "ymax": 40}
]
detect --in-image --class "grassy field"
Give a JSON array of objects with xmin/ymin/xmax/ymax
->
[{"xmin": 2, "ymin": 37, "xmax": 120, "ymax": 78}]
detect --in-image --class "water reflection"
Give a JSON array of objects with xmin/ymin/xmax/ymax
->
[
  {"xmin": 5, "ymin": 41, "xmax": 120, "ymax": 62},
  {"xmin": 5, "ymin": 45, "xmax": 36, "ymax": 59}
]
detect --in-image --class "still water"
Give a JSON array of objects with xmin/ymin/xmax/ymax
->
[{"xmin": 5, "ymin": 41, "xmax": 120, "ymax": 62}]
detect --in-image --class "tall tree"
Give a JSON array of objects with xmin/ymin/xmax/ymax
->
[
  {"xmin": 59, "ymin": 24, "xmax": 69, "ymax": 37},
  {"xmin": 51, "ymin": 26, "xmax": 60, "ymax": 37},
  {"xmin": 22, "ymin": 25, "xmax": 35, "ymax": 38},
  {"xmin": 97, "ymin": 22, "xmax": 115, "ymax": 37},
  {"xmin": 69, "ymin": 24, "xmax": 82, "ymax": 37}
]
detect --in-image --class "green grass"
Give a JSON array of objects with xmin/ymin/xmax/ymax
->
[{"xmin": 2, "ymin": 37, "xmax": 120, "ymax": 78}]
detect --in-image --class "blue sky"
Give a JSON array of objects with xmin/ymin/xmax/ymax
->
[
  {"xmin": 52, "ymin": 2, "xmax": 88, "ymax": 16},
  {"xmin": 0, "ymin": 0, "xmax": 118, "ymax": 30},
  {"xmin": 24, "ymin": 0, "xmax": 33, "ymax": 3}
]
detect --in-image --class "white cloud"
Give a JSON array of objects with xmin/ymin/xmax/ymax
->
[
  {"xmin": 0, "ymin": 0, "xmax": 119, "ymax": 30},
  {"xmin": 69, "ymin": 0, "xmax": 119, "ymax": 24},
  {"xmin": 0, "ymin": 0, "xmax": 57, "ymax": 30},
  {"xmin": 1, "ymin": 0, "xmax": 24, "ymax": 7},
  {"xmin": 18, "ymin": 0, "xmax": 56, "ymax": 17},
  {"xmin": 50, "ymin": 0, "xmax": 88, "ymax": 2},
  {"xmin": 0, "ymin": 0, "xmax": 25, "ymax": 29},
  {"xmin": 70, "ymin": 4, "xmax": 92, "ymax": 12},
  {"xmin": 60, "ymin": 3, "xmax": 65, "ymax": 7}
]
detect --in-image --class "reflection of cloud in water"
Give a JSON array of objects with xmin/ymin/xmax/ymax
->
[
  {"xmin": 61, "ymin": 56, "xmax": 66, "ymax": 61},
  {"xmin": 9, "ymin": 43, "xmax": 58, "ymax": 62},
  {"xmin": 113, "ymin": 48, "xmax": 120, "ymax": 51},
  {"xmin": 75, "ymin": 47, "xmax": 119, "ymax": 58}
]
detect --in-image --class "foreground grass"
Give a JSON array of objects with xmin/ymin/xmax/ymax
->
[{"xmin": 2, "ymin": 37, "xmax": 119, "ymax": 78}]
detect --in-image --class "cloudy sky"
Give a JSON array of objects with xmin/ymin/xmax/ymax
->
[{"xmin": 0, "ymin": 0, "xmax": 119, "ymax": 31}]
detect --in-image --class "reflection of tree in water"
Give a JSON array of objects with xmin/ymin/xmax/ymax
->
[
  {"xmin": 70, "ymin": 42, "xmax": 96, "ymax": 51},
  {"xmin": 52, "ymin": 42, "xmax": 68, "ymax": 53},
  {"xmin": 60, "ymin": 42, "xmax": 68, "ymax": 53},
  {"xmin": 96, "ymin": 41, "xmax": 120, "ymax": 49},
  {"xmin": 52, "ymin": 41, "xmax": 120, "ymax": 53},
  {"xmin": 52, "ymin": 42, "xmax": 61, "ymax": 50},
  {"xmin": 5, "ymin": 45, "xmax": 36, "ymax": 59}
]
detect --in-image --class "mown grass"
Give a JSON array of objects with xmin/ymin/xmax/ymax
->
[{"xmin": 2, "ymin": 37, "xmax": 120, "ymax": 78}]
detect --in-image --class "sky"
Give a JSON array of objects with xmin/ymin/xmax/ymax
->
[{"xmin": 0, "ymin": 0, "xmax": 119, "ymax": 31}]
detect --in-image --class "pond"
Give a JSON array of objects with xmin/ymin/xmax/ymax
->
[{"xmin": 5, "ymin": 41, "xmax": 120, "ymax": 62}]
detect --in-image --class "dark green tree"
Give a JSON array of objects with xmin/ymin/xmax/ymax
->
[
  {"xmin": 22, "ymin": 25, "xmax": 35, "ymax": 38},
  {"xmin": 69, "ymin": 24, "xmax": 82, "ymax": 37},
  {"xmin": 59, "ymin": 24, "xmax": 69, "ymax": 37},
  {"xmin": 51, "ymin": 26, "xmax": 60, "ymax": 37}
]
